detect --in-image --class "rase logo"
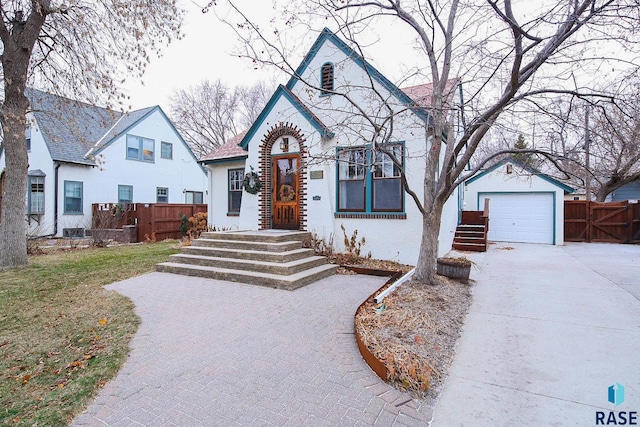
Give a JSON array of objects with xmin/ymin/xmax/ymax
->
[
  {"xmin": 596, "ymin": 383, "xmax": 637, "ymax": 425},
  {"xmin": 610, "ymin": 383, "xmax": 626, "ymax": 406}
]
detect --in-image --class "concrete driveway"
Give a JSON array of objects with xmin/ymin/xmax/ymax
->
[
  {"xmin": 432, "ymin": 242, "xmax": 640, "ymax": 426},
  {"xmin": 72, "ymin": 273, "xmax": 432, "ymax": 426}
]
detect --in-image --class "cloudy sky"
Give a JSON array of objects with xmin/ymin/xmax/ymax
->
[{"xmin": 122, "ymin": 0, "xmax": 420, "ymax": 112}]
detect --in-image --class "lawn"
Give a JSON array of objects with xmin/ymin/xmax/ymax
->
[{"xmin": 0, "ymin": 241, "xmax": 180, "ymax": 426}]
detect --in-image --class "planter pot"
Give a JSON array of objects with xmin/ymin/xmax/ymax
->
[{"xmin": 437, "ymin": 257, "xmax": 471, "ymax": 283}]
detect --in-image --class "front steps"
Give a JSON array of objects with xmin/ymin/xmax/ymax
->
[
  {"xmin": 156, "ymin": 230, "xmax": 338, "ymax": 290},
  {"xmin": 452, "ymin": 224, "xmax": 487, "ymax": 252}
]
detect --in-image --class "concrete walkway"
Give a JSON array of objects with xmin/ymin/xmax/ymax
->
[
  {"xmin": 73, "ymin": 273, "xmax": 432, "ymax": 426},
  {"xmin": 432, "ymin": 242, "xmax": 640, "ymax": 426}
]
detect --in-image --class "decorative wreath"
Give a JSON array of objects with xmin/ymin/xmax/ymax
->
[
  {"xmin": 242, "ymin": 167, "xmax": 262, "ymax": 194},
  {"xmin": 279, "ymin": 184, "xmax": 296, "ymax": 202}
]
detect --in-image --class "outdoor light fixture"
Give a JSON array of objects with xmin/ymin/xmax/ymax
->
[
  {"xmin": 506, "ymin": 164, "xmax": 513, "ymax": 174},
  {"xmin": 280, "ymin": 137, "xmax": 289, "ymax": 152}
]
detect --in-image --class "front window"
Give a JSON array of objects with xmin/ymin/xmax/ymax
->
[
  {"xmin": 185, "ymin": 191, "xmax": 203, "ymax": 204},
  {"xmin": 337, "ymin": 144, "xmax": 404, "ymax": 213},
  {"xmin": 338, "ymin": 148, "xmax": 366, "ymax": 211},
  {"xmin": 28, "ymin": 175, "xmax": 44, "ymax": 214},
  {"xmin": 228, "ymin": 169, "xmax": 244, "ymax": 213},
  {"xmin": 373, "ymin": 145, "xmax": 403, "ymax": 211},
  {"xmin": 161, "ymin": 141, "xmax": 173, "ymax": 159},
  {"xmin": 156, "ymin": 187, "xmax": 169, "ymax": 203},
  {"xmin": 64, "ymin": 181, "xmax": 83, "ymax": 214},
  {"xmin": 126, "ymin": 135, "xmax": 155, "ymax": 162},
  {"xmin": 118, "ymin": 185, "xmax": 133, "ymax": 204}
]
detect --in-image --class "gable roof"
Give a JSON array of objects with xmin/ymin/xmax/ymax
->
[
  {"xmin": 401, "ymin": 79, "xmax": 460, "ymax": 110},
  {"xmin": 287, "ymin": 28, "xmax": 433, "ymax": 124},
  {"xmin": 465, "ymin": 157, "xmax": 576, "ymax": 193},
  {"xmin": 26, "ymin": 89, "xmax": 202, "ymax": 170},
  {"xmin": 27, "ymin": 88, "xmax": 122, "ymax": 165},
  {"xmin": 239, "ymin": 85, "xmax": 333, "ymax": 150},
  {"xmin": 200, "ymin": 131, "xmax": 248, "ymax": 164}
]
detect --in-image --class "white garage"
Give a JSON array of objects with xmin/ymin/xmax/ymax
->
[
  {"xmin": 464, "ymin": 158, "xmax": 575, "ymax": 246},
  {"xmin": 479, "ymin": 192, "xmax": 554, "ymax": 244}
]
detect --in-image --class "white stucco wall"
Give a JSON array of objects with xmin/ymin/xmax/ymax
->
[
  {"xmin": 206, "ymin": 159, "xmax": 245, "ymax": 230},
  {"xmin": 463, "ymin": 162, "xmax": 567, "ymax": 245}
]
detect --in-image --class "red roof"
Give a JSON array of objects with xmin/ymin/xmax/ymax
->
[
  {"xmin": 401, "ymin": 78, "xmax": 460, "ymax": 109},
  {"xmin": 201, "ymin": 131, "xmax": 248, "ymax": 161}
]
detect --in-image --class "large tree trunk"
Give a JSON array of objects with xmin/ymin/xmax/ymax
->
[
  {"xmin": 413, "ymin": 203, "xmax": 444, "ymax": 284},
  {"xmin": 0, "ymin": 101, "xmax": 29, "ymax": 268}
]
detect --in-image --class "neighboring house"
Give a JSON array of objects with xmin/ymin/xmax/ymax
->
[
  {"xmin": 0, "ymin": 88, "xmax": 206, "ymax": 238},
  {"xmin": 200, "ymin": 28, "xmax": 462, "ymax": 265},
  {"xmin": 463, "ymin": 158, "xmax": 574, "ymax": 245},
  {"xmin": 607, "ymin": 179, "xmax": 640, "ymax": 202}
]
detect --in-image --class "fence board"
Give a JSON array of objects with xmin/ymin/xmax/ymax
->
[
  {"xmin": 564, "ymin": 200, "xmax": 640, "ymax": 244},
  {"xmin": 92, "ymin": 203, "xmax": 207, "ymax": 242}
]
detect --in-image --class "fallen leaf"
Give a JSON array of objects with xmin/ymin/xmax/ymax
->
[
  {"xmin": 99, "ymin": 318, "xmax": 107, "ymax": 326},
  {"xmin": 22, "ymin": 375, "xmax": 31, "ymax": 385}
]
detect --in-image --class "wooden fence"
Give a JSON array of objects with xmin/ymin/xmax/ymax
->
[
  {"xmin": 564, "ymin": 200, "xmax": 640, "ymax": 243},
  {"xmin": 92, "ymin": 203, "xmax": 207, "ymax": 242}
]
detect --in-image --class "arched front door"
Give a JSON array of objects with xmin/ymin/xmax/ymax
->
[{"xmin": 272, "ymin": 154, "xmax": 300, "ymax": 229}]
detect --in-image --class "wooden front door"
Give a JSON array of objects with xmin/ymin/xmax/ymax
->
[{"xmin": 272, "ymin": 154, "xmax": 300, "ymax": 229}]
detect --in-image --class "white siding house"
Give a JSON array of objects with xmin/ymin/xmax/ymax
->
[
  {"xmin": 201, "ymin": 28, "xmax": 461, "ymax": 265},
  {"xmin": 0, "ymin": 89, "xmax": 206, "ymax": 238}
]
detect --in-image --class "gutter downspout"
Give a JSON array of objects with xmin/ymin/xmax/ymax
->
[{"xmin": 53, "ymin": 162, "xmax": 60, "ymax": 236}]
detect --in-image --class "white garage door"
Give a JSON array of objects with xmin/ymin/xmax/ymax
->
[{"xmin": 479, "ymin": 193, "xmax": 554, "ymax": 244}]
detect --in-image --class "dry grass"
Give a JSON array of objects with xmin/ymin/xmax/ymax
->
[
  {"xmin": 355, "ymin": 275, "xmax": 473, "ymax": 402},
  {"xmin": 0, "ymin": 241, "xmax": 180, "ymax": 426}
]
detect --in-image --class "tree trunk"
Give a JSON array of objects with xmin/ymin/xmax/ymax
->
[
  {"xmin": 0, "ymin": 103, "xmax": 29, "ymax": 268},
  {"xmin": 413, "ymin": 203, "xmax": 444, "ymax": 284}
]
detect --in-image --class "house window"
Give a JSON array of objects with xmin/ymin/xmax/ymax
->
[
  {"xmin": 321, "ymin": 62, "xmax": 334, "ymax": 95},
  {"xmin": 156, "ymin": 187, "xmax": 169, "ymax": 203},
  {"xmin": 118, "ymin": 185, "xmax": 133, "ymax": 204},
  {"xmin": 228, "ymin": 168, "xmax": 244, "ymax": 213},
  {"xmin": 126, "ymin": 135, "xmax": 154, "ymax": 162},
  {"xmin": 373, "ymin": 145, "xmax": 403, "ymax": 211},
  {"xmin": 338, "ymin": 148, "xmax": 366, "ymax": 211},
  {"xmin": 26, "ymin": 124, "xmax": 31, "ymax": 151},
  {"xmin": 28, "ymin": 175, "xmax": 45, "ymax": 214},
  {"xmin": 337, "ymin": 144, "xmax": 404, "ymax": 213},
  {"xmin": 185, "ymin": 191, "xmax": 203, "ymax": 204},
  {"xmin": 64, "ymin": 181, "xmax": 83, "ymax": 214},
  {"xmin": 161, "ymin": 141, "xmax": 173, "ymax": 159}
]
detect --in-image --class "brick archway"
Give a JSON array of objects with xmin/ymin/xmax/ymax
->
[{"xmin": 258, "ymin": 122, "xmax": 308, "ymax": 230}]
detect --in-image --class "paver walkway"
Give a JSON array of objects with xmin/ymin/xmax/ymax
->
[
  {"xmin": 432, "ymin": 242, "xmax": 640, "ymax": 426},
  {"xmin": 73, "ymin": 272, "xmax": 432, "ymax": 426}
]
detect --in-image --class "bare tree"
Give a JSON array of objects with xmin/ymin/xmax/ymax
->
[
  {"xmin": 169, "ymin": 79, "xmax": 272, "ymax": 158},
  {"xmin": 212, "ymin": 0, "xmax": 640, "ymax": 283},
  {"xmin": 0, "ymin": 1, "xmax": 183, "ymax": 269},
  {"xmin": 587, "ymin": 78, "xmax": 640, "ymax": 201}
]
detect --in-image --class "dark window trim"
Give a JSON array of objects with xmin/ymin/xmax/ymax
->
[
  {"xmin": 335, "ymin": 143, "xmax": 405, "ymax": 215},
  {"xmin": 28, "ymin": 175, "xmax": 45, "ymax": 215},
  {"xmin": 336, "ymin": 146, "xmax": 366, "ymax": 212},
  {"xmin": 228, "ymin": 168, "xmax": 244, "ymax": 214}
]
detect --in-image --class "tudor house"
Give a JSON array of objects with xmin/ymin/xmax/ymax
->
[{"xmin": 200, "ymin": 28, "xmax": 462, "ymax": 265}]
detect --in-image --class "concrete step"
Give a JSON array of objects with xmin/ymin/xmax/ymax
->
[
  {"xmin": 181, "ymin": 245, "xmax": 315, "ymax": 262},
  {"xmin": 156, "ymin": 262, "xmax": 339, "ymax": 290},
  {"xmin": 167, "ymin": 253, "xmax": 329, "ymax": 275},
  {"xmin": 192, "ymin": 238, "xmax": 303, "ymax": 253},
  {"xmin": 201, "ymin": 230, "xmax": 311, "ymax": 243}
]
